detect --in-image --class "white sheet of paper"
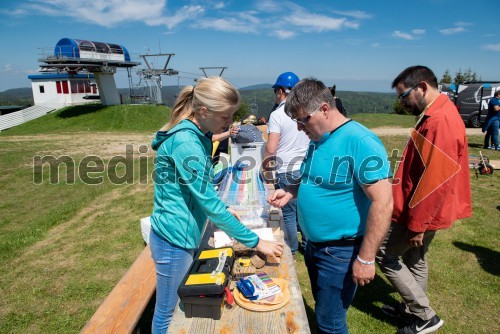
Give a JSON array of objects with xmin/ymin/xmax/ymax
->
[
  {"xmin": 213, "ymin": 228, "xmax": 275, "ymax": 248},
  {"xmin": 214, "ymin": 231, "xmax": 234, "ymax": 248}
]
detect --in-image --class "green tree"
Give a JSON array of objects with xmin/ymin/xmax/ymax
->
[
  {"xmin": 392, "ymin": 100, "xmax": 411, "ymax": 115},
  {"xmin": 440, "ymin": 70, "xmax": 452, "ymax": 84},
  {"xmin": 453, "ymin": 67, "xmax": 481, "ymax": 83},
  {"xmin": 234, "ymin": 102, "xmax": 249, "ymax": 122},
  {"xmin": 454, "ymin": 69, "xmax": 466, "ymax": 84}
]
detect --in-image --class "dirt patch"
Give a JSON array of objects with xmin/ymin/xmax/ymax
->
[
  {"xmin": 372, "ymin": 127, "xmax": 483, "ymax": 137},
  {"xmin": 1, "ymin": 132, "xmax": 157, "ymax": 160}
]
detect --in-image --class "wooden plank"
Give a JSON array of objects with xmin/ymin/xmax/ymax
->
[
  {"xmin": 81, "ymin": 245, "xmax": 156, "ymax": 334},
  {"xmin": 489, "ymin": 159, "xmax": 500, "ymax": 169},
  {"xmin": 167, "ymin": 224, "xmax": 311, "ymax": 334}
]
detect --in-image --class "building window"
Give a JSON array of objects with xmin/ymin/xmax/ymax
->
[
  {"xmin": 62, "ymin": 81, "xmax": 69, "ymax": 94},
  {"xmin": 56, "ymin": 81, "xmax": 62, "ymax": 94},
  {"xmin": 39, "ymin": 85, "xmax": 45, "ymax": 93}
]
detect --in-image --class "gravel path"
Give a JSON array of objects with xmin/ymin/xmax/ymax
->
[{"xmin": 372, "ymin": 127, "xmax": 483, "ymax": 136}]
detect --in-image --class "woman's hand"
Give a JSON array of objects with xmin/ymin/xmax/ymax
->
[{"xmin": 255, "ymin": 239, "xmax": 284, "ymax": 262}]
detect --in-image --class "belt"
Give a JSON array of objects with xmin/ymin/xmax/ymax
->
[{"xmin": 310, "ymin": 236, "xmax": 363, "ymax": 248}]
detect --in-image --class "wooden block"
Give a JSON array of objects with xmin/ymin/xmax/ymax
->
[
  {"xmin": 265, "ymin": 253, "xmax": 282, "ymax": 266},
  {"xmin": 269, "ymin": 211, "xmax": 281, "ymax": 222}
]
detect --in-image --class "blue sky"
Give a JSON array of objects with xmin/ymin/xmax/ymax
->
[{"xmin": 1, "ymin": 0, "xmax": 499, "ymax": 93}]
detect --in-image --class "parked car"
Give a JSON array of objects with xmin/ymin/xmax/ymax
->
[{"xmin": 439, "ymin": 81, "xmax": 500, "ymax": 128}]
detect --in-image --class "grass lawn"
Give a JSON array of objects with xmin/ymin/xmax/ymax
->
[{"xmin": 0, "ymin": 107, "xmax": 498, "ymax": 333}]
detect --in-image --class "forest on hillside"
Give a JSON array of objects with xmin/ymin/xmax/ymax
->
[
  {"xmin": 0, "ymin": 86, "xmax": 396, "ymax": 119},
  {"xmin": 239, "ymin": 89, "xmax": 396, "ymax": 120}
]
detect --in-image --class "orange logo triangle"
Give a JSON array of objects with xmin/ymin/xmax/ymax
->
[{"xmin": 408, "ymin": 129, "xmax": 461, "ymax": 208}]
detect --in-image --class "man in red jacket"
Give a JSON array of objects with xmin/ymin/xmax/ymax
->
[{"xmin": 377, "ymin": 66, "xmax": 472, "ymax": 334}]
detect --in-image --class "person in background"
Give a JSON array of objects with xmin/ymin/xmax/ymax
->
[
  {"xmin": 150, "ymin": 76, "xmax": 284, "ymax": 333},
  {"xmin": 206, "ymin": 125, "xmax": 239, "ymax": 163},
  {"xmin": 268, "ymin": 78, "xmax": 393, "ymax": 334},
  {"xmin": 482, "ymin": 89, "xmax": 500, "ymax": 150},
  {"xmin": 330, "ymin": 84, "xmax": 347, "ymax": 116},
  {"xmin": 264, "ymin": 71, "xmax": 310, "ymax": 256},
  {"xmin": 377, "ymin": 66, "xmax": 472, "ymax": 334}
]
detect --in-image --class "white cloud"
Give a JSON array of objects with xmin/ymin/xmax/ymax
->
[
  {"xmin": 371, "ymin": 42, "xmax": 381, "ymax": 48},
  {"xmin": 255, "ymin": 3, "xmax": 363, "ymax": 34},
  {"xmin": 287, "ymin": 12, "xmax": 357, "ymax": 32},
  {"xmin": 412, "ymin": 29, "xmax": 426, "ymax": 35},
  {"xmin": 239, "ymin": 11, "xmax": 260, "ymax": 25},
  {"xmin": 1, "ymin": 64, "xmax": 35, "ymax": 75},
  {"xmin": 439, "ymin": 22, "xmax": 471, "ymax": 35},
  {"xmin": 197, "ymin": 17, "xmax": 257, "ymax": 33},
  {"xmin": 148, "ymin": 5, "xmax": 205, "ymax": 29},
  {"xmin": 439, "ymin": 27, "xmax": 466, "ymax": 35},
  {"xmin": 255, "ymin": 0, "xmax": 281, "ymax": 13},
  {"xmin": 214, "ymin": 2, "xmax": 225, "ymax": 10},
  {"xmin": 9, "ymin": 0, "xmax": 204, "ymax": 30},
  {"xmin": 332, "ymin": 10, "xmax": 372, "ymax": 20},
  {"xmin": 482, "ymin": 43, "xmax": 500, "ymax": 51},
  {"xmin": 5, "ymin": 0, "xmax": 366, "ymax": 38},
  {"xmin": 455, "ymin": 21, "xmax": 474, "ymax": 27},
  {"xmin": 0, "ymin": 8, "xmax": 29, "ymax": 16},
  {"xmin": 270, "ymin": 30, "xmax": 296, "ymax": 39},
  {"xmin": 392, "ymin": 30, "xmax": 415, "ymax": 40},
  {"xmin": 193, "ymin": 10, "xmax": 260, "ymax": 33}
]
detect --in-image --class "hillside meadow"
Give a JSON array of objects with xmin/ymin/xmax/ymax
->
[{"xmin": 0, "ymin": 105, "xmax": 498, "ymax": 333}]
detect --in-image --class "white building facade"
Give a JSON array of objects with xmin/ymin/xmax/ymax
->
[{"xmin": 28, "ymin": 73, "xmax": 99, "ymax": 106}]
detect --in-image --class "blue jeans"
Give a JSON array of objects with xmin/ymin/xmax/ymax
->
[
  {"xmin": 276, "ymin": 170, "xmax": 306, "ymax": 254},
  {"xmin": 484, "ymin": 119, "xmax": 499, "ymax": 148},
  {"xmin": 305, "ymin": 242, "xmax": 360, "ymax": 334},
  {"xmin": 150, "ymin": 229, "xmax": 194, "ymax": 334}
]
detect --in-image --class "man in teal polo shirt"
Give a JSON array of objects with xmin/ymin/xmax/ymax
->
[{"xmin": 268, "ymin": 78, "xmax": 393, "ymax": 334}]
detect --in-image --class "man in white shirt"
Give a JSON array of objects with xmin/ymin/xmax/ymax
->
[{"xmin": 264, "ymin": 72, "xmax": 311, "ymax": 255}]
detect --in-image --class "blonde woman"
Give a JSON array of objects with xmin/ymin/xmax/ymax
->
[{"xmin": 149, "ymin": 76, "xmax": 284, "ymax": 333}]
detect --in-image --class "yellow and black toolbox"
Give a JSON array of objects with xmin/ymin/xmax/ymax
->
[{"xmin": 177, "ymin": 247, "xmax": 235, "ymax": 320}]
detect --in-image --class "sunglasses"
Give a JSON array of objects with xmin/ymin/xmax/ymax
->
[
  {"xmin": 398, "ymin": 83, "xmax": 419, "ymax": 100},
  {"xmin": 291, "ymin": 107, "xmax": 321, "ymax": 126}
]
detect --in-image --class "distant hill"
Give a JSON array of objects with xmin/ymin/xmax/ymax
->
[
  {"xmin": 1, "ymin": 85, "xmax": 396, "ymax": 119},
  {"xmin": 238, "ymin": 88, "xmax": 396, "ymax": 120},
  {"xmin": 239, "ymin": 84, "xmax": 273, "ymax": 91},
  {"xmin": 0, "ymin": 88, "xmax": 34, "ymax": 106}
]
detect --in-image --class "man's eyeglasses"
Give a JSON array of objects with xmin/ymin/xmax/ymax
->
[
  {"xmin": 291, "ymin": 107, "xmax": 321, "ymax": 126},
  {"xmin": 398, "ymin": 84, "xmax": 419, "ymax": 101}
]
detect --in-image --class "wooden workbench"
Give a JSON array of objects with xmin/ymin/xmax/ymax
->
[{"xmin": 167, "ymin": 212, "xmax": 311, "ymax": 334}]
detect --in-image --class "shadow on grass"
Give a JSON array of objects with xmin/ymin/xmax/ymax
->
[
  {"xmin": 302, "ymin": 274, "xmax": 406, "ymax": 333},
  {"xmin": 57, "ymin": 104, "xmax": 106, "ymax": 118},
  {"xmin": 302, "ymin": 296, "xmax": 317, "ymax": 334},
  {"xmin": 453, "ymin": 241, "xmax": 500, "ymax": 276},
  {"xmin": 468, "ymin": 142, "xmax": 486, "ymax": 149},
  {"xmin": 352, "ymin": 274, "xmax": 406, "ymax": 328}
]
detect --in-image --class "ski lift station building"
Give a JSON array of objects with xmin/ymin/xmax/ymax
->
[{"xmin": 28, "ymin": 38, "xmax": 139, "ymax": 106}]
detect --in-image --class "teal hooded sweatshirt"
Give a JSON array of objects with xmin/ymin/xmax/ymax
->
[{"xmin": 150, "ymin": 119, "xmax": 259, "ymax": 249}]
